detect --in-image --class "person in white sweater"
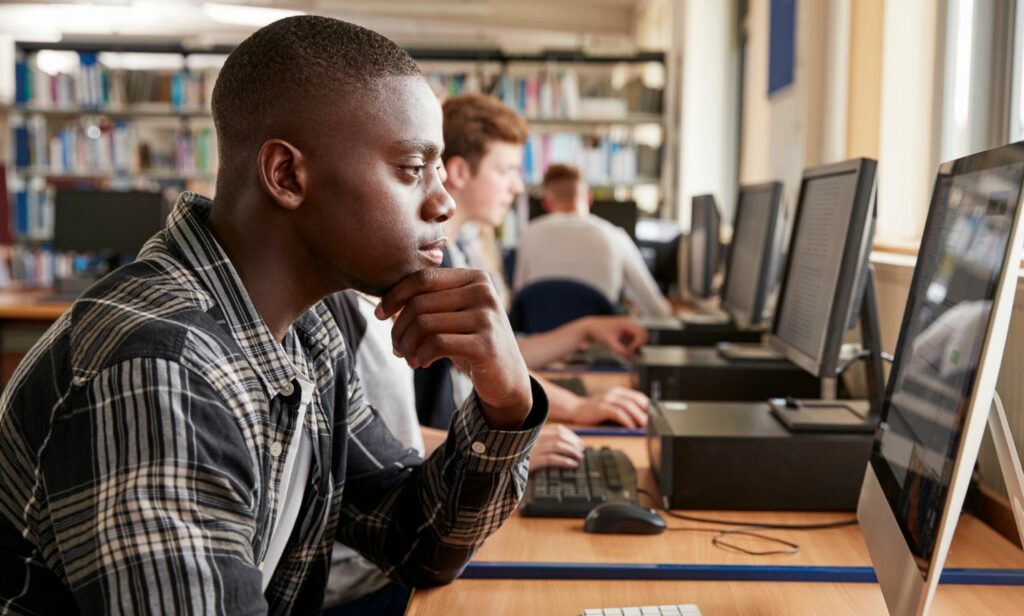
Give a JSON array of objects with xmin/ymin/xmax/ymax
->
[{"xmin": 514, "ymin": 164, "xmax": 673, "ymax": 318}]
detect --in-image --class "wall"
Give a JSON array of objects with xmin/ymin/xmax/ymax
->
[
  {"xmin": 675, "ymin": 0, "xmax": 741, "ymax": 228},
  {"xmin": 876, "ymin": 1, "xmax": 943, "ymax": 243},
  {"xmin": 845, "ymin": 0, "xmax": 884, "ymax": 160},
  {"xmin": 741, "ymin": 0, "xmax": 851, "ymax": 213}
]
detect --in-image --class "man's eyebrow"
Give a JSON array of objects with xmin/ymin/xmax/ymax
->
[{"xmin": 395, "ymin": 139, "xmax": 444, "ymax": 158}]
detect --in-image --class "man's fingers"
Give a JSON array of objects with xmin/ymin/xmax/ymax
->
[
  {"xmin": 377, "ymin": 268, "xmax": 488, "ymax": 318},
  {"xmin": 390, "ymin": 286, "xmax": 479, "ymax": 342},
  {"xmin": 529, "ymin": 452, "xmax": 581, "ymax": 471},
  {"xmin": 605, "ymin": 404, "xmax": 639, "ymax": 429},
  {"xmin": 406, "ymin": 333, "xmax": 485, "ymax": 370},
  {"xmin": 393, "ymin": 310, "xmax": 490, "ymax": 361}
]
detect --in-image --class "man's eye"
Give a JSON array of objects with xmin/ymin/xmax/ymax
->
[{"xmin": 403, "ymin": 165, "xmax": 425, "ymax": 177}]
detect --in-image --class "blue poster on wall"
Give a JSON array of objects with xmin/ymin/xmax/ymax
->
[{"xmin": 769, "ymin": 0, "xmax": 797, "ymax": 95}]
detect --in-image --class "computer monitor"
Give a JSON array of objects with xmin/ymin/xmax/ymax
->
[
  {"xmin": 53, "ymin": 189, "xmax": 164, "ymax": 255},
  {"xmin": 858, "ymin": 143, "xmax": 1024, "ymax": 616},
  {"xmin": 635, "ymin": 218, "xmax": 682, "ymax": 294},
  {"xmin": 720, "ymin": 182, "xmax": 787, "ymax": 327},
  {"xmin": 687, "ymin": 194, "xmax": 721, "ymax": 300},
  {"xmin": 767, "ymin": 159, "xmax": 877, "ymax": 379},
  {"xmin": 591, "ymin": 200, "xmax": 639, "ymax": 242},
  {"xmin": 527, "ymin": 196, "xmax": 639, "ymax": 242}
]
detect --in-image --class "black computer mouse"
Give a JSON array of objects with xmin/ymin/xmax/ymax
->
[{"xmin": 583, "ymin": 501, "xmax": 667, "ymax": 535}]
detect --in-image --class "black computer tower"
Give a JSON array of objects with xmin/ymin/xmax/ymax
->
[
  {"xmin": 647, "ymin": 401, "xmax": 873, "ymax": 510},
  {"xmin": 635, "ymin": 346, "xmax": 822, "ymax": 401}
]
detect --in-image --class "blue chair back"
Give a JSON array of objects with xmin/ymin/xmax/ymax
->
[{"xmin": 509, "ymin": 279, "xmax": 617, "ymax": 334}]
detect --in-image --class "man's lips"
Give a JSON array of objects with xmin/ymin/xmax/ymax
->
[{"xmin": 418, "ymin": 237, "xmax": 448, "ymax": 265}]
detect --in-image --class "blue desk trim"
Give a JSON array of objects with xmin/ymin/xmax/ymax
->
[
  {"xmin": 572, "ymin": 427, "xmax": 647, "ymax": 437},
  {"xmin": 463, "ymin": 562, "xmax": 1024, "ymax": 586}
]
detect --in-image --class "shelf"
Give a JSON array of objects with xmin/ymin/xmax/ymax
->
[
  {"xmin": 13, "ymin": 167, "xmax": 215, "ymax": 181},
  {"xmin": 3, "ymin": 104, "xmax": 211, "ymax": 119},
  {"xmin": 525, "ymin": 115, "xmax": 663, "ymax": 127}
]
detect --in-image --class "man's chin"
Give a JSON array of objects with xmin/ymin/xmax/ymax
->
[{"xmin": 354, "ymin": 263, "xmax": 433, "ymax": 298}]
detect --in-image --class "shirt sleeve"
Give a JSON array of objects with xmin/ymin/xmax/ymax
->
[
  {"xmin": 38, "ymin": 357, "xmax": 266, "ymax": 615},
  {"xmin": 336, "ymin": 366, "xmax": 547, "ymax": 587},
  {"xmin": 616, "ymin": 228, "xmax": 673, "ymax": 317}
]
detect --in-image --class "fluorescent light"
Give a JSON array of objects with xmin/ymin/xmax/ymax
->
[{"xmin": 201, "ymin": 3, "xmax": 304, "ymax": 28}]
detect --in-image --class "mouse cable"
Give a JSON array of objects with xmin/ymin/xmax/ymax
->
[{"xmin": 637, "ymin": 488, "xmax": 858, "ymax": 531}]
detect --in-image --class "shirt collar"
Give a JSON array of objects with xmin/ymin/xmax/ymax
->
[{"xmin": 153, "ymin": 192, "xmax": 318, "ymax": 398}]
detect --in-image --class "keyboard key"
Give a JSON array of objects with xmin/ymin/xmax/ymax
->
[{"xmin": 623, "ymin": 609, "xmax": 642, "ymax": 616}]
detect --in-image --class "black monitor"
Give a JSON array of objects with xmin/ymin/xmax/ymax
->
[
  {"xmin": 687, "ymin": 194, "xmax": 721, "ymax": 300},
  {"xmin": 767, "ymin": 158, "xmax": 877, "ymax": 379},
  {"xmin": 720, "ymin": 182, "xmax": 786, "ymax": 327},
  {"xmin": 527, "ymin": 196, "xmax": 639, "ymax": 242},
  {"xmin": 53, "ymin": 189, "xmax": 164, "ymax": 255},
  {"xmin": 635, "ymin": 218, "xmax": 682, "ymax": 294},
  {"xmin": 591, "ymin": 200, "xmax": 638, "ymax": 242}
]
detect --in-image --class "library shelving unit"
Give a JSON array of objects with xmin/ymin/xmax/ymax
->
[{"xmin": 2, "ymin": 43, "xmax": 669, "ymax": 288}]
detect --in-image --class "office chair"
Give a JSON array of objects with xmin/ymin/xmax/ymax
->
[{"xmin": 508, "ymin": 279, "xmax": 618, "ymax": 334}]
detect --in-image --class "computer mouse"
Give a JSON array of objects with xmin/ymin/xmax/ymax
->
[{"xmin": 583, "ymin": 501, "xmax": 667, "ymax": 535}]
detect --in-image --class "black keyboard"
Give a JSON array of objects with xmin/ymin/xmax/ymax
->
[{"xmin": 521, "ymin": 447, "xmax": 639, "ymax": 517}]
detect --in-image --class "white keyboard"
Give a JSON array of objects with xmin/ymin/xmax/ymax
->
[{"xmin": 582, "ymin": 605, "xmax": 702, "ymax": 616}]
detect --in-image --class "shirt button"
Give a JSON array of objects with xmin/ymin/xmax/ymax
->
[
  {"xmin": 257, "ymin": 561, "xmax": 265, "ymax": 571},
  {"xmin": 270, "ymin": 442, "xmax": 283, "ymax": 457},
  {"xmin": 471, "ymin": 441, "xmax": 487, "ymax": 454},
  {"xmin": 280, "ymin": 381, "xmax": 295, "ymax": 397}
]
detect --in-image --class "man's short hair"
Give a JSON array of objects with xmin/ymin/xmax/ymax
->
[
  {"xmin": 212, "ymin": 15, "xmax": 421, "ymax": 160},
  {"xmin": 442, "ymin": 94, "xmax": 528, "ymax": 171},
  {"xmin": 542, "ymin": 163, "xmax": 583, "ymax": 202}
]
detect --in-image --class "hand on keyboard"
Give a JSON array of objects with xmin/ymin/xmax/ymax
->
[
  {"xmin": 529, "ymin": 424, "xmax": 585, "ymax": 471},
  {"xmin": 570, "ymin": 388, "xmax": 649, "ymax": 428}
]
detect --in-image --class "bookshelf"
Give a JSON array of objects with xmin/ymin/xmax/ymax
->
[{"xmin": 2, "ymin": 43, "xmax": 670, "ymax": 288}]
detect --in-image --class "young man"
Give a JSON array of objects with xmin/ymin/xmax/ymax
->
[
  {"xmin": 0, "ymin": 17, "xmax": 547, "ymax": 614},
  {"xmin": 436, "ymin": 93, "xmax": 650, "ymax": 429},
  {"xmin": 516, "ymin": 163, "xmax": 673, "ymax": 317}
]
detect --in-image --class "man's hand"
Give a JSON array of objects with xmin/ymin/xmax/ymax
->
[
  {"xmin": 528, "ymin": 424, "xmax": 585, "ymax": 471},
  {"xmin": 378, "ymin": 268, "xmax": 532, "ymax": 429},
  {"xmin": 577, "ymin": 316, "xmax": 648, "ymax": 357},
  {"xmin": 570, "ymin": 387, "xmax": 649, "ymax": 428}
]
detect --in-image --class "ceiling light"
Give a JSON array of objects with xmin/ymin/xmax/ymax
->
[{"xmin": 201, "ymin": 3, "xmax": 304, "ymax": 28}]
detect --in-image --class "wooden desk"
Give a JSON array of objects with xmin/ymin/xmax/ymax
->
[
  {"xmin": 0, "ymin": 290, "xmax": 69, "ymax": 385},
  {"xmin": 407, "ymin": 436, "xmax": 1024, "ymax": 615}
]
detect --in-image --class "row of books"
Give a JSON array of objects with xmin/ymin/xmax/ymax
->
[
  {"xmin": 15, "ymin": 53, "xmax": 214, "ymax": 110},
  {"xmin": 423, "ymin": 68, "xmax": 662, "ymax": 120},
  {"xmin": 8, "ymin": 183, "xmax": 53, "ymax": 241},
  {"xmin": 521, "ymin": 134, "xmax": 661, "ymax": 186},
  {"xmin": 12, "ymin": 116, "xmax": 215, "ymax": 177},
  {"xmin": 3, "ymin": 244, "xmax": 78, "ymax": 288}
]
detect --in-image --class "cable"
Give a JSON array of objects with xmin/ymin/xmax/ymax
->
[
  {"xmin": 880, "ymin": 351, "xmax": 894, "ymax": 363},
  {"xmin": 637, "ymin": 489, "xmax": 858, "ymax": 531}
]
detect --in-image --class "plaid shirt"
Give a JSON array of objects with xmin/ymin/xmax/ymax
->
[{"xmin": 0, "ymin": 192, "xmax": 546, "ymax": 615}]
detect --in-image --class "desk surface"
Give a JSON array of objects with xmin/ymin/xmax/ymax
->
[
  {"xmin": 407, "ymin": 435, "xmax": 1024, "ymax": 615},
  {"xmin": 0, "ymin": 290, "xmax": 69, "ymax": 321}
]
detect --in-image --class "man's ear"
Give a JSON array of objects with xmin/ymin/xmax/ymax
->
[
  {"xmin": 257, "ymin": 139, "xmax": 307, "ymax": 211},
  {"xmin": 444, "ymin": 156, "xmax": 472, "ymax": 190}
]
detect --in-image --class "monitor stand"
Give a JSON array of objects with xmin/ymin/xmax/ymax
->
[
  {"xmin": 988, "ymin": 392, "xmax": 1024, "ymax": 549},
  {"xmin": 769, "ymin": 266, "xmax": 886, "ymax": 434}
]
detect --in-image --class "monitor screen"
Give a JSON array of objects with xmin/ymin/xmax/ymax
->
[
  {"xmin": 527, "ymin": 197, "xmax": 638, "ymax": 242},
  {"xmin": 721, "ymin": 183, "xmax": 783, "ymax": 326},
  {"xmin": 53, "ymin": 189, "xmax": 164, "ymax": 254},
  {"xmin": 771, "ymin": 162, "xmax": 873, "ymax": 376},
  {"xmin": 591, "ymin": 200, "xmax": 638, "ymax": 242},
  {"xmin": 636, "ymin": 218, "xmax": 682, "ymax": 293},
  {"xmin": 870, "ymin": 160, "xmax": 1024, "ymax": 573},
  {"xmin": 688, "ymin": 195, "xmax": 719, "ymax": 299}
]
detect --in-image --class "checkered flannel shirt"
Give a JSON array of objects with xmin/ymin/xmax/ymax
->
[{"xmin": 0, "ymin": 192, "xmax": 546, "ymax": 615}]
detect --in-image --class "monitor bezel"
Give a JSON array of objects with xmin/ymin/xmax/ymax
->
[
  {"xmin": 687, "ymin": 194, "xmax": 720, "ymax": 300},
  {"xmin": 859, "ymin": 142, "xmax": 1024, "ymax": 616},
  {"xmin": 720, "ymin": 181, "xmax": 785, "ymax": 328},
  {"xmin": 767, "ymin": 158, "xmax": 877, "ymax": 379}
]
